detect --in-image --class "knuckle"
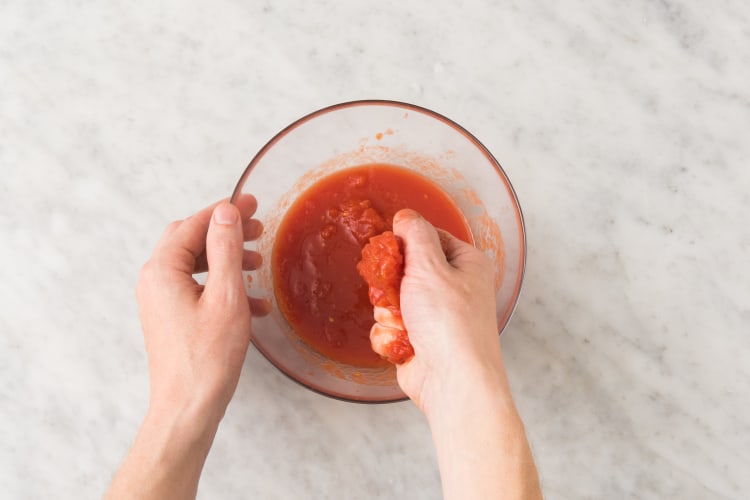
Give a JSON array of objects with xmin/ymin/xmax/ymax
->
[
  {"xmin": 165, "ymin": 220, "xmax": 182, "ymax": 233},
  {"xmin": 211, "ymin": 235, "xmax": 241, "ymax": 256},
  {"xmin": 138, "ymin": 260, "xmax": 153, "ymax": 280},
  {"xmin": 206, "ymin": 284, "xmax": 244, "ymax": 309},
  {"xmin": 136, "ymin": 260, "xmax": 154, "ymax": 298}
]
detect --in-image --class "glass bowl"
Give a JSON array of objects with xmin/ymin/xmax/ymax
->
[{"xmin": 230, "ymin": 100, "xmax": 525, "ymax": 403}]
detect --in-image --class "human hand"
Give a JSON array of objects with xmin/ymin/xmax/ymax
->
[
  {"xmin": 392, "ymin": 209, "xmax": 505, "ymax": 415},
  {"xmin": 136, "ymin": 196, "xmax": 268, "ymax": 430},
  {"xmin": 107, "ymin": 196, "xmax": 269, "ymax": 500},
  {"xmin": 359, "ymin": 210, "xmax": 541, "ymax": 500}
]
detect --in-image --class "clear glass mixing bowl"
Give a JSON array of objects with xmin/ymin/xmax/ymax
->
[{"xmin": 231, "ymin": 100, "xmax": 525, "ymax": 403}]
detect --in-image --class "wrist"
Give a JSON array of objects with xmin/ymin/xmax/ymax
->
[
  {"xmin": 421, "ymin": 356, "xmax": 539, "ymax": 500},
  {"xmin": 106, "ymin": 398, "xmax": 221, "ymax": 500},
  {"xmin": 147, "ymin": 379, "xmax": 231, "ymax": 434},
  {"xmin": 144, "ymin": 396, "xmax": 222, "ymax": 458},
  {"xmin": 422, "ymin": 352, "xmax": 518, "ymax": 428}
]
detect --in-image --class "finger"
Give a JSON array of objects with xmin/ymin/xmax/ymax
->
[
  {"xmin": 155, "ymin": 198, "xmax": 227, "ymax": 263},
  {"xmin": 392, "ymin": 209, "xmax": 448, "ymax": 268},
  {"xmin": 434, "ymin": 228, "xmax": 452, "ymax": 254},
  {"xmin": 193, "ymin": 249, "xmax": 262, "ymax": 274},
  {"xmin": 434, "ymin": 228, "xmax": 476, "ymax": 267},
  {"xmin": 243, "ymin": 218, "xmax": 264, "ymax": 241},
  {"xmin": 170, "ymin": 196, "xmax": 257, "ymax": 254},
  {"xmin": 234, "ymin": 193, "xmax": 258, "ymax": 219},
  {"xmin": 373, "ymin": 306, "xmax": 406, "ymax": 330},
  {"xmin": 242, "ymin": 250, "xmax": 262, "ymax": 270},
  {"xmin": 147, "ymin": 219, "xmax": 185, "ymax": 266},
  {"xmin": 369, "ymin": 323, "xmax": 414, "ymax": 364},
  {"xmin": 370, "ymin": 323, "xmax": 400, "ymax": 358},
  {"xmin": 248, "ymin": 296, "xmax": 272, "ymax": 316},
  {"xmin": 162, "ymin": 220, "xmax": 183, "ymax": 238},
  {"xmin": 193, "ymin": 253, "xmax": 209, "ymax": 274},
  {"xmin": 203, "ymin": 203, "xmax": 245, "ymax": 304},
  {"xmin": 150, "ymin": 221, "xmax": 187, "ymax": 272}
]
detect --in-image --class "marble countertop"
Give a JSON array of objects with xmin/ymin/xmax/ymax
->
[{"xmin": 2, "ymin": 1, "xmax": 748, "ymax": 498}]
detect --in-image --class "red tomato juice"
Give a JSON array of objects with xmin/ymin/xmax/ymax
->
[{"xmin": 272, "ymin": 164, "xmax": 472, "ymax": 367}]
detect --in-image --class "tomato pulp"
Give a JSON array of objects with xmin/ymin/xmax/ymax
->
[{"xmin": 272, "ymin": 164, "xmax": 472, "ymax": 367}]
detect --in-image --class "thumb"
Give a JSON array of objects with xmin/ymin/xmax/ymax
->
[
  {"xmin": 392, "ymin": 209, "xmax": 447, "ymax": 269},
  {"xmin": 204, "ymin": 202, "xmax": 245, "ymax": 303}
]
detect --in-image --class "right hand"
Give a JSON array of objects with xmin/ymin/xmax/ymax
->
[
  {"xmin": 394, "ymin": 209, "xmax": 542, "ymax": 500},
  {"xmin": 392, "ymin": 209, "xmax": 504, "ymax": 415}
]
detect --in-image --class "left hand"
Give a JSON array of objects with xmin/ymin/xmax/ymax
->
[{"xmin": 136, "ymin": 196, "xmax": 269, "ymax": 428}]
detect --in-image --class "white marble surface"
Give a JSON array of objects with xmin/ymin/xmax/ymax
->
[{"xmin": 1, "ymin": 1, "xmax": 748, "ymax": 498}]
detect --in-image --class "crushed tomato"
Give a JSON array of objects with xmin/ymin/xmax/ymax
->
[{"xmin": 272, "ymin": 164, "xmax": 472, "ymax": 367}]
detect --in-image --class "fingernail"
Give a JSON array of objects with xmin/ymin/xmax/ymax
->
[
  {"xmin": 213, "ymin": 204, "xmax": 238, "ymax": 225},
  {"xmin": 394, "ymin": 209, "xmax": 421, "ymax": 224}
]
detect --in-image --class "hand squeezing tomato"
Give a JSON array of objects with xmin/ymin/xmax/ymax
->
[{"xmin": 356, "ymin": 231, "xmax": 414, "ymax": 364}]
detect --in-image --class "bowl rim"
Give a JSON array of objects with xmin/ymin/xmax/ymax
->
[{"xmin": 231, "ymin": 99, "xmax": 527, "ymax": 403}]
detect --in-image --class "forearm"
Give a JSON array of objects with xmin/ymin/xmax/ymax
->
[
  {"xmin": 106, "ymin": 405, "xmax": 219, "ymax": 500},
  {"xmin": 426, "ymin": 361, "xmax": 542, "ymax": 500}
]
